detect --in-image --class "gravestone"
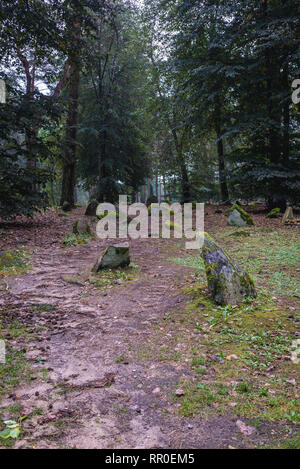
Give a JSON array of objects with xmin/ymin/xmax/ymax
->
[
  {"xmin": 62, "ymin": 201, "xmax": 72, "ymax": 212},
  {"xmin": 92, "ymin": 243, "xmax": 130, "ymax": 272},
  {"xmin": 73, "ymin": 219, "xmax": 91, "ymax": 235},
  {"xmin": 200, "ymin": 233, "xmax": 257, "ymax": 305},
  {"xmin": 85, "ymin": 199, "xmax": 98, "ymax": 217},
  {"xmin": 282, "ymin": 207, "xmax": 294, "ymax": 224},
  {"xmin": 228, "ymin": 204, "xmax": 254, "ymax": 227},
  {"xmin": 228, "ymin": 209, "xmax": 248, "ymax": 227}
]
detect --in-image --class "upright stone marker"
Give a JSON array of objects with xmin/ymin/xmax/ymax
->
[
  {"xmin": 92, "ymin": 243, "xmax": 130, "ymax": 272},
  {"xmin": 73, "ymin": 219, "xmax": 91, "ymax": 235},
  {"xmin": 228, "ymin": 204, "xmax": 254, "ymax": 227},
  {"xmin": 200, "ymin": 233, "xmax": 257, "ymax": 305},
  {"xmin": 282, "ymin": 207, "xmax": 294, "ymax": 225},
  {"xmin": 85, "ymin": 199, "xmax": 98, "ymax": 217}
]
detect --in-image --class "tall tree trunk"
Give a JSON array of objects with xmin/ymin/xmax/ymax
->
[
  {"xmin": 215, "ymin": 111, "xmax": 229, "ymax": 202},
  {"xmin": 60, "ymin": 10, "xmax": 81, "ymax": 207},
  {"xmin": 266, "ymin": 60, "xmax": 286, "ymax": 211},
  {"xmin": 97, "ymin": 129, "xmax": 107, "ymax": 203},
  {"xmin": 60, "ymin": 61, "xmax": 80, "ymax": 206},
  {"xmin": 283, "ymin": 63, "xmax": 290, "ymax": 163},
  {"xmin": 171, "ymin": 129, "xmax": 190, "ymax": 202}
]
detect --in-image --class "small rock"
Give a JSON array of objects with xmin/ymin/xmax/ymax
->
[
  {"xmin": 226, "ymin": 354, "xmax": 238, "ymax": 361},
  {"xmin": 175, "ymin": 389, "xmax": 185, "ymax": 397},
  {"xmin": 152, "ymin": 387, "xmax": 161, "ymax": 394},
  {"xmin": 188, "ymin": 424, "xmax": 193, "ymax": 430},
  {"xmin": 62, "ymin": 201, "xmax": 72, "ymax": 212},
  {"xmin": 236, "ymin": 420, "xmax": 255, "ymax": 436},
  {"xmin": 286, "ymin": 379, "xmax": 296, "ymax": 386}
]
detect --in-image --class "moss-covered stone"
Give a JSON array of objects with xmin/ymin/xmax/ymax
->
[
  {"xmin": 62, "ymin": 201, "xmax": 72, "ymax": 212},
  {"xmin": 85, "ymin": 199, "xmax": 98, "ymax": 217},
  {"xmin": 229, "ymin": 230, "xmax": 251, "ymax": 237},
  {"xmin": 200, "ymin": 233, "xmax": 257, "ymax": 305},
  {"xmin": 97, "ymin": 210, "xmax": 117, "ymax": 220},
  {"xmin": 92, "ymin": 243, "xmax": 130, "ymax": 272},
  {"xmin": 96, "ymin": 210, "xmax": 132, "ymax": 224},
  {"xmin": 267, "ymin": 208, "xmax": 281, "ymax": 218},
  {"xmin": 228, "ymin": 204, "xmax": 254, "ymax": 226},
  {"xmin": 72, "ymin": 219, "xmax": 91, "ymax": 235}
]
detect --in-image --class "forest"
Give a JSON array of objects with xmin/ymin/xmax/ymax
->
[{"xmin": 0, "ymin": 0, "xmax": 299, "ymax": 452}]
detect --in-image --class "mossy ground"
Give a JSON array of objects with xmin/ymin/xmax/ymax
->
[
  {"xmin": 63, "ymin": 232, "xmax": 93, "ymax": 247},
  {"xmin": 0, "ymin": 207, "xmax": 299, "ymax": 448},
  {"xmin": 88, "ymin": 263, "xmax": 139, "ymax": 289},
  {"xmin": 160, "ymin": 226, "xmax": 299, "ymax": 438},
  {"xmin": 0, "ymin": 249, "xmax": 31, "ymax": 276},
  {"xmin": 0, "ymin": 312, "xmax": 40, "ymax": 446}
]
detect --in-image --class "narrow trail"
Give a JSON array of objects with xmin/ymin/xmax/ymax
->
[
  {"xmin": 0, "ymin": 208, "xmax": 294, "ymax": 449},
  {"xmin": 0, "ymin": 211, "xmax": 197, "ymax": 448}
]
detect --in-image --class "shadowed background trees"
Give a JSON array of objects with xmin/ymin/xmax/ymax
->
[{"xmin": 0, "ymin": 0, "xmax": 299, "ymax": 218}]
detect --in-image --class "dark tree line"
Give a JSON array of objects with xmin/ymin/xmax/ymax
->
[{"xmin": 0, "ymin": 0, "xmax": 300, "ymax": 218}]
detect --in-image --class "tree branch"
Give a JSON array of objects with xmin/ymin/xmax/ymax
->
[
  {"xmin": 51, "ymin": 60, "xmax": 70, "ymax": 99},
  {"xmin": 16, "ymin": 48, "xmax": 32, "ymax": 95}
]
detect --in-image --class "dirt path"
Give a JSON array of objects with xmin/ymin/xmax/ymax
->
[{"xmin": 0, "ymin": 208, "xmax": 298, "ymax": 449}]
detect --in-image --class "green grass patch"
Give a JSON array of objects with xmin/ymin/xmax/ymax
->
[
  {"xmin": 169, "ymin": 255, "xmax": 205, "ymax": 272},
  {"xmin": 89, "ymin": 264, "xmax": 138, "ymax": 288},
  {"xmin": 29, "ymin": 303, "xmax": 55, "ymax": 313},
  {"xmin": 170, "ymin": 228, "xmax": 300, "ymax": 299},
  {"xmin": 0, "ymin": 249, "xmax": 31, "ymax": 276},
  {"xmin": 0, "ymin": 348, "xmax": 34, "ymax": 398},
  {"xmin": 63, "ymin": 232, "xmax": 92, "ymax": 247},
  {"xmin": 172, "ymin": 285, "xmax": 300, "ymax": 422}
]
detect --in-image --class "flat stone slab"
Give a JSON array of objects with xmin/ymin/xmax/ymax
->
[{"xmin": 92, "ymin": 243, "xmax": 130, "ymax": 272}]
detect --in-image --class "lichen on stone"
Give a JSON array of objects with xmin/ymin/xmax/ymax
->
[
  {"xmin": 230, "ymin": 204, "xmax": 254, "ymax": 225},
  {"xmin": 200, "ymin": 233, "xmax": 257, "ymax": 306},
  {"xmin": 267, "ymin": 208, "xmax": 281, "ymax": 218}
]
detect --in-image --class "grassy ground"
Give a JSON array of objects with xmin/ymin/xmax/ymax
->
[
  {"xmin": 167, "ymin": 226, "xmax": 300, "ymax": 430},
  {"xmin": 0, "ymin": 209, "xmax": 299, "ymax": 448}
]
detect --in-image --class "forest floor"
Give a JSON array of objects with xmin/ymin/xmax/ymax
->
[{"xmin": 0, "ymin": 205, "xmax": 299, "ymax": 449}]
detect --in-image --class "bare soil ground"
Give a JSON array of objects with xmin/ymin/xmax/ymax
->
[{"xmin": 0, "ymin": 205, "xmax": 299, "ymax": 449}]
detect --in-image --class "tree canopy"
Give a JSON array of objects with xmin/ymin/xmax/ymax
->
[{"xmin": 0, "ymin": 0, "xmax": 299, "ymax": 217}]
